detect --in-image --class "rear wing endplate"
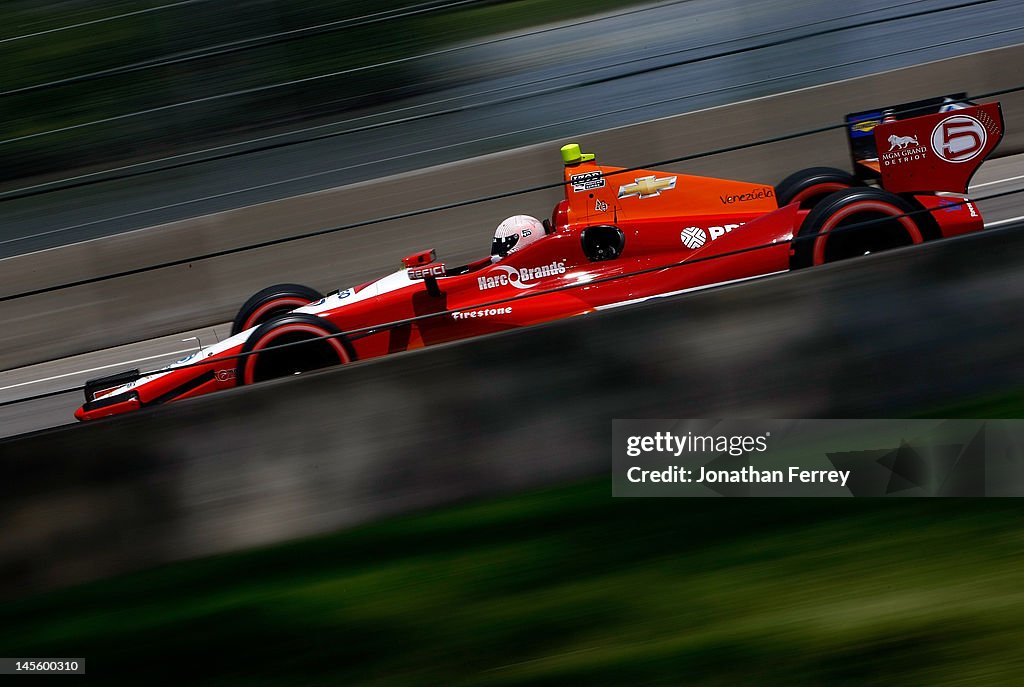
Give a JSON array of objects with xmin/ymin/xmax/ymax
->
[{"xmin": 845, "ymin": 94, "xmax": 1004, "ymax": 194}]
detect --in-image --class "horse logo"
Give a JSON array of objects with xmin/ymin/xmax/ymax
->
[{"xmin": 887, "ymin": 134, "xmax": 920, "ymax": 151}]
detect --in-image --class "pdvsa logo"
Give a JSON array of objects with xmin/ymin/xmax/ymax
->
[
  {"xmin": 931, "ymin": 114, "xmax": 987, "ymax": 163},
  {"xmin": 680, "ymin": 223, "xmax": 744, "ymax": 249},
  {"xmin": 680, "ymin": 226, "xmax": 706, "ymax": 249},
  {"xmin": 477, "ymin": 261, "xmax": 567, "ymax": 290},
  {"xmin": 708, "ymin": 223, "xmax": 742, "ymax": 240}
]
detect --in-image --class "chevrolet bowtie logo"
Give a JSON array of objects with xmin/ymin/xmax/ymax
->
[{"xmin": 618, "ymin": 175, "xmax": 677, "ymax": 199}]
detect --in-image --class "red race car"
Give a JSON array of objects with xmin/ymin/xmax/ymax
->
[{"xmin": 76, "ymin": 96, "xmax": 1003, "ymax": 420}]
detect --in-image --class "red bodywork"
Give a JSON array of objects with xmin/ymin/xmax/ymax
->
[{"xmin": 76, "ymin": 102, "xmax": 1000, "ymax": 421}]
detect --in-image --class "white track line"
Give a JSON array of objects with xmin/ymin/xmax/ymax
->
[
  {"xmin": 984, "ymin": 214, "xmax": 1024, "ymax": 228},
  {"xmin": 0, "ymin": 348, "xmax": 194, "ymax": 393},
  {"xmin": 972, "ymin": 173, "xmax": 1024, "ymax": 189}
]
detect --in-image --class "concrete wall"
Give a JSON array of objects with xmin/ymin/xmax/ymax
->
[
  {"xmin": 2, "ymin": 223, "xmax": 1023, "ymax": 597},
  {"xmin": 2, "ymin": 45, "xmax": 1023, "ymax": 370}
]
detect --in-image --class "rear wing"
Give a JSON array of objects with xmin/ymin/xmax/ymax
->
[{"xmin": 845, "ymin": 94, "xmax": 1004, "ymax": 194}]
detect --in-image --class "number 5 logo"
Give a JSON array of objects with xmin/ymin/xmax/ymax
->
[{"xmin": 931, "ymin": 114, "xmax": 987, "ymax": 163}]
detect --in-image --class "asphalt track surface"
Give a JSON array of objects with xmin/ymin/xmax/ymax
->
[
  {"xmin": 1, "ymin": 0, "xmax": 1023, "ymax": 257},
  {"xmin": 1, "ymin": 154, "xmax": 1022, "ymax": 439}
]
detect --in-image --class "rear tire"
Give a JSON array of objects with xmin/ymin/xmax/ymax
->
[
  {"xmin": 775, "ymin": 167, "xmax": 863, "ymax": 209},
  {"xmin": 791, "ymin": 187, "xmax": 936, "ymax": 269},
  {"xmin": 231, "ymin": 283, "xmax": 324, "ymax": 336},
  {"xmin": 236, "ymin": 313, "xmax": 355, "ymax": 385}
]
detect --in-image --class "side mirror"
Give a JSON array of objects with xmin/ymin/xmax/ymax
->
[{"xmin": 402, "ymin": 249, "xmax": 437, "ymax": 268}]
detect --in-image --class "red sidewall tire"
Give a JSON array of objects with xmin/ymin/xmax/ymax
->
[
  {"xmin": 240, "ymin": 296, "xmax": 317, "ymax": 333},
  {"xmin": 789, "ymin": 182, "xmax": 851, "ymax": 207},
  {"xmin": 775, "ymin": 167, "xmax": 863, "ymax": 209},
  {"xmin": 237, "ymin": 314, "xmax": 355, "ymax": 386},
  {"xmin": 811, "ymin": 199, "xmax": 923, "ymax": 266},
  {"xmin": 231, "ymin": 283, "xmax": 324, "ymax": 336},
  {"xmin": 792, "ymin": 188, "xmax": 935, "ymax": 269}
]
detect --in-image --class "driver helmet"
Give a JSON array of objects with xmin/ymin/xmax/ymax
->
[{"xmin": 491, "ymin": 215, "xmax": 544, "ymax": 258}]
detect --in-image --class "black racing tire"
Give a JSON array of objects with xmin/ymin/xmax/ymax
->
[
  {"xmin": 231, "ymin": 283, "xmax": 324, "ymax": 336},
  {"xmin": 790, "ymin": 187, "xmax": 938, "ymax": 269},
  {"xmin": 236, "ymin": 313, "xmax": 356, "ymax": 386},
  {"xmin": 775, "ymin": 167, "xmax": 863, "ymax": 209}
]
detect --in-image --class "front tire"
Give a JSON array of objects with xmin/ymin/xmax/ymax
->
[
  {"xmin": 231, "ymin": 283, "xmax": 324, "ymax": 336},
  {"xmin": 775, "ymin": 166, "xmax": 863, "ymax": 209},
  {"xmin": 791, "ymin": 188, "xmax": 937, "ymax": 269},
  {"xmin": 236, "ymin": 313, "xmax": 355, "ymax": 386}
]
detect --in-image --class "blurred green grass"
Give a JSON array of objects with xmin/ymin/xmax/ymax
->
[
  {"xmin": 918, "ymin": 389, "xmax": 1024, "ymax": 419},
  {"xmin": 3, "ymin": 472, "xmax": 1024, "ymax": 685}
]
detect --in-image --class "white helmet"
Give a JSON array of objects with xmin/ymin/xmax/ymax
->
[{"xmin": 492, "ymin": 215, "xmax": 544, "ymax": 257}]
